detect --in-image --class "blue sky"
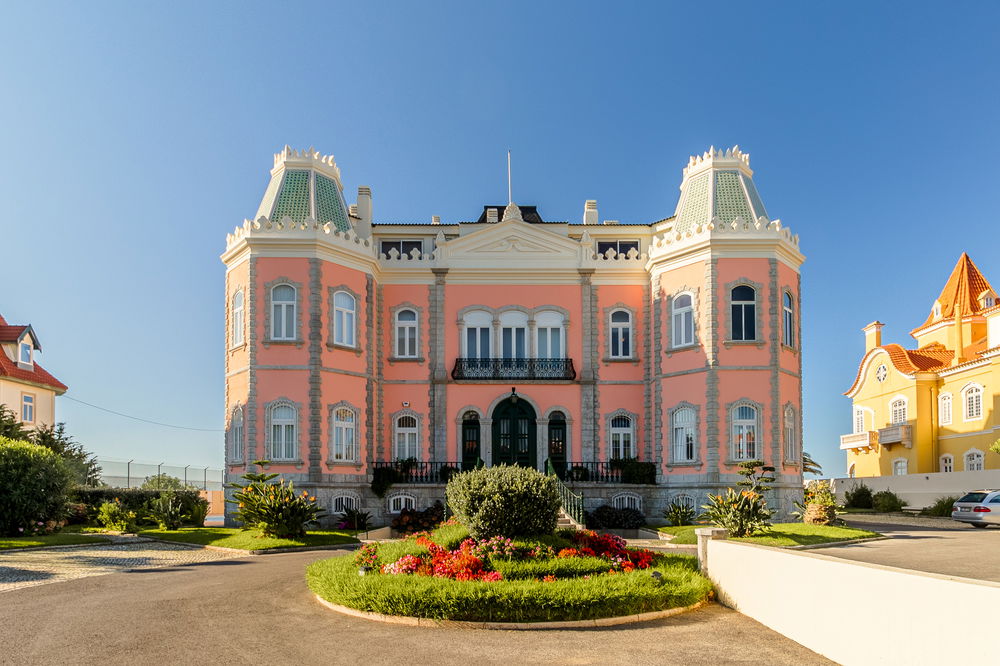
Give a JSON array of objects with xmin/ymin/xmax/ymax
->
[{"xmin": 1, "ymin": 2, "xmax": 998, "ymax": 477}]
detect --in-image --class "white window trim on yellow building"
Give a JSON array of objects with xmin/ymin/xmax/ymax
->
[
  {"xmin": 961, "ymin": 383, "xmax": 983, "ymax": 422},
  {"xmin": 889, "ymin": 395, "xmax": 908, "ymax": 425},
  {"xmin": 938, "ymin": 392, "xmax": 952, "ymax": 426},
  {"xmin": 892, "ymin": 458, "xmax": 908, "ymax": 475},
  {"xmin": 940, "ymin": 454, "xmax": 954, "ymax": 473},
  {"xmin": 964, "ymin": 448, "xmax": 985, "ymax": 471}
]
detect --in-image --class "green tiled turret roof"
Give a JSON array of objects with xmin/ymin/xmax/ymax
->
[{"xmin": 673, "ymin": 146, "xmax": 769, "ymax": 234}]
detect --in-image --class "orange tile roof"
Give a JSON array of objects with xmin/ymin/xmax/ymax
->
[
  {"xmin": 920, "ymin": 253, "xmax": 995, "ymax": 328},
  {"xmin": 844, "ymin": 343, "xmax": 954, "ymax": 395},
  {"xmin": 0, "ymin": 312, "xmax": 66, "ymax": 393}
]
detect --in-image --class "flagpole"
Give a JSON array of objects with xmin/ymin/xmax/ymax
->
[{"xmin": 507, "ymin": 150, "xmax": 512, "ymax": 204}]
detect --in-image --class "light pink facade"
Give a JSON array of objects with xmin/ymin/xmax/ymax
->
[{"xmin": 222, "ymin": 146, "xmax": 805, "ymax": 523}]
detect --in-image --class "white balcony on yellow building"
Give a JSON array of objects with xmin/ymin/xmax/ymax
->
[
  {"xmin": 840, "ymin": 431, "xmax": 878, "ymax": 450},
  {"xmin": 877, "ymin": 424, "xmax": 911, "ymax": 448}
]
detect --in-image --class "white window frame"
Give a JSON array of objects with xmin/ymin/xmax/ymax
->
[
  {"xmin": 499, "ymin": 310, "xmax": 528, "ymax": 360},
  {"xmin": 890, "ymin": 398, "xmax": 907, "ymax": 425},
  {"xmin": 231, "ymin": 290, "xmax": 245, "ymax": 347},
  {"xmin": 611, "ymin": 492, "xmax": 642, "ymax": 511},
  {"xmin": 19, "ymin": 341, "xmax": 32, "ymax": 365},
  {"xmin": 848, "ymin": 464, "xmax": 856, "ymax": 478},
  {"xmin": 462, "ymin": 310, "xmax": 492, "ymax": 359},
  {"xmin": 387, "ymin": 494, "xmax": 416, "ymax": 513},
  {"xmin": 333, "ymin": 290, "xmax": 357, "ymax": 347},
  {"xmin": 962, "ymin": 384, "xmax": 983, "ymax": 421},
  {"xmin": 394, "ymin": 414, "xmax": 420, "ymax": 461},
  {"xmin": 782, "ymin": 291, "xmax": 795, "ymax": 348},
  {"xmin": 671, "ymin": 292, "xmax": 695, "ymax": 348},
  {"xmin": 270, "ymin": 284, "xmax": 297, "ymax": 341},
  {"xmin": 939, "ymin": 454, "xmax": 954, "ymax": 473},
  {"xmin": 229, "ymin": 406, "xmax": 244, "ymax": 461},
  {"xmin": 609, "ymin": 309, "xmax": 633, "ymax": 359},
  {"xmin": 964, "ymin": 449, "xmax": 984, "ymax": 472},
  {"xmin": 671, "ymin": 407, "xmax": 697, "ymax": 463},
  {"xmin": 332, "ymin": 494, "xmax": 359, "ymax": 514},
  {"xmin": 331, "ymin": 406, "xmax": 358, "ymax": 463},
  {"xmin": 535, "ymin": 310, "xmax": 566, "ymax": 360},
  {"xmin": 784, "ymin": 405, "xmax": 798, "ymax": 462},
  {"xmin": 266, "ymin": 401, "xmax": 298, "ymax": 461},
  {"xmin": 608, "ymin": 412, "xmax": 635, "ymax": 459},
  {"xmin": 21, "ymin": 394, "xmax": 34, "ymax": 423},
  {"xmin": 731, "ymin": 403, "xmax": 759, "ymax": 461},
  {"xmin": 853, "ymin": 407, "xmax": 866, "ymax": 434},
  {"xmin": 394, "ymin": 309, "xmax": 418, "ymax": 358},
  {"xmin": 939, "ymin": 393, "xmax": 952, "ymax": 426},
  {"xmin": 892, "ymin": 458, "xmax": 908, "ymax": 476},
  {"xmin": 730, "ymin": 285, "xmax": 757, "ymax": 342}
]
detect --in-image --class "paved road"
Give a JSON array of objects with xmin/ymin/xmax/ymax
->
[
  {"xmin": 0, "ymin": 548, "xmax": 830, "ymax": 665},
  {"xmin": 829, "ymin": 519, "xmax": 1000, "ymax": 582}
]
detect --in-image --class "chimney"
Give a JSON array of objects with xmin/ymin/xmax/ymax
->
[
  {"xmin": 348, "ymin": 204, "xmax": 358, "ymax": 218},
  {"xmin": 431, "ymin": 215, "xmax": 441, "ymax": 225},
  {"xmin": 486, "ymin": 208, "xmax": 499, "ymax": 224},
  {"xmin": 863, "ymin": 321, "xmax": 883, "ymax": 352},
  {"xmin": 357, "ymin": 186, "xmax": 372, "ymax": 225},
  {"xmin": 583, "ymin": 200, "xmax": 598, "ymax": 225}
]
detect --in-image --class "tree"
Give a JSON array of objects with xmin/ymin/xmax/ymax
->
[
  {"xmin": 31, "ymin": 423, "xmax": 101, "ymax": 487},
  {"xmin": 141, "ymin": 473, "xmax": 195, "ymax": 491},
  {"xmin": 0, "ymin": 405, "xmax": 29, "ymax": 441},
  {"xmin": 990, "ymin": 438, "xmax": 1000, "ymax": 457},
  {"xmin": 802, "ymin": 451, "xmax": 823, "ymax": 476}
]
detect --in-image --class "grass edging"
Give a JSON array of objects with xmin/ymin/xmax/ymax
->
[
  {"xmin": 785, "ymin": 535, "xmax": 892, "ymax": 550},
  {"xmin": 0, "ymin": 536, "xmax": 112, "ymax": 552},
  {"xmin": 140, "ymin": 535, "xmax": 362, "ymax": 556},
  {"xmin": 312, "ymin": 593, "xmax": 710, "ymax": 630}
]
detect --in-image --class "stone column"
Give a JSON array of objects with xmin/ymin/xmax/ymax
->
[{"xmin": 696, "ymin": 527, "xmax": 728, "ymax": 576}]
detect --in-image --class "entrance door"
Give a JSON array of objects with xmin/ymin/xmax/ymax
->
[
  {"xmin": 461, "ymin": 412, "xmax": 481, "ymax": 470},
  {"xmin": 491, "ymin": 397, "xmax": 537, "ymax": 469},
  {"xmin": 548, "ymin": 411, "xmax": 567, "ymax": 476}
]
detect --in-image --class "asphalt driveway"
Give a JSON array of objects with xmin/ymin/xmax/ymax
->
[
  {"xmin": 829, "ymin": 518, "xmax": 1000, "ymax": 582},
  {"xmin": 0, "ymin": 547, "xmax": 830, "ymax": 665}
]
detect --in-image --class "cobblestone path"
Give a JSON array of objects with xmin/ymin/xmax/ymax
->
[{"xmin": 0, "ymin": 540, "xmax": 246, "ymax": 593}]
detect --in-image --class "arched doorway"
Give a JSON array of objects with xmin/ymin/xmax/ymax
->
[
  {"xmin": 461, "ymin": 411, "xmax": 481, "ymax": 470},
  {"xmin": 492, "ymin": 397, "xmax": 537, "ymax": 469}
]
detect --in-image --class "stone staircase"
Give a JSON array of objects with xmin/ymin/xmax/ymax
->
[{"xmin": 557, "ymin": 508, "xmax": 584, "ymax": 531}]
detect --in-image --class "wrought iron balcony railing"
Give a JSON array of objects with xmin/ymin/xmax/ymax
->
[
  {"xmin": 451, "ymin": 358, "xmax": 576, "ymax": 380},
  {"xmin": 373, "ymin": 461, "xmax": 463, "ymax": 484},
  {"xmin": 552, "ymin": 460, "xmax": 658, "ymax": 485}
]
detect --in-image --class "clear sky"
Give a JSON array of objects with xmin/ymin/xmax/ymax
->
[{"xmin": 1, "ymin": 1, "xmax": 998, "ymax": 477}]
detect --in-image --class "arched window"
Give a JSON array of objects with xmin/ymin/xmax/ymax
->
[
  {"xmin": 782, "ymin": 292, "xmax": 795, "ymax": 348},
  {"xmin": 732, "ymin": 404, "xmax": 758, "ymax": 460},
  {"xmin": 271, "ymin": 284, "xmax": 296, "ymax": 340},
  {"xmin": 731, "ymin": 285, "xmax": 756, "ymax": 341},
  {"xmin": 332, "ymin": 495, "xmax": 359, "ymax": 514},
  {"xmin": 334, "ymin": 291, "xmax": 356, "ymax": 347},
  {"xmin": 890, "ymin": 399, "xmax": 907, "ymax": 425},
  {"xmin": 394, "ymin": 414, "xmax": 419, "ymax": 460},
  {"xmin": 462, "ymin": 411, "xmax": 481, "ymax": 469},
  {"xmin": 267, "ymin": 402, "xmax": 297, "ymax": 460},
  {"xmin": 609, "ymin": 413, "xmax": 634, "ymax": 459},
  {"xmin": 965, "ymin": 450, "xmax": 984, "ymax": 472},
  {"xmin": 535, "ymin": 311, "xmax": 565, "ymax": 359},
  {"xmin": 671, "ymin": 293, "xmax": 694, "ymax": 348},
  {"xmin": 231, "ymin": 290, "xmax": 245, "ymax": 347},
  {"xmin": 853, "ymin": 407, "xmax": 865, "ymax": 434},
  {"xmin": 229, "ymin": 406, "xmax": 244, "ymax": 461},
  {"xmin": 963, "ymin": 385, "xmax": 983, "ymax": 421},
  {"xmin": 331, "ymin": 407, "xmax": 357, "ymax": 462},
  {"xmin": 674, "ymin": 494, "xmax": 695, "ymax": 510},
  {"xmin": 671, "ymin": 407, "xmax": 696, "ymax": 463},
  {"xmin": 388, "ymin": 494, "xmax": 416, "ymax": 513},
  {"xmin": 395, "ymin": 309, "xmax": 418, "ymax": 358},
  {"xmin": 939, "ymin": 393, "xmax": 952, "ymax": 426},
  {"xmin": 609, "ymin": 310, "xmax": 632, "ymax": 358},
  {"xmin": 893, "ymin": 458, "xmax": 908, "ymax": 476},
  {"xmin": 784, "ymin": 406, "xmax": 798, "ymax": 462},
  {"xmin": 499, "ymin": 310, "xmax": 528, "ymax": 360},
  {"xmin": 848, "ymin": 464, "xmax": 856, "ymax": 478},
  {"xmin": 940, "ymin": 454, "xmax": 954, "ymax": 473},
  {"xmin": 548, "ymin": 410, "xmax": 567, "ymax": 464},
  {"xmin": 463, "ymin": 310, "xmax": 492, "ymax": 359},
  {"xmin": 612, "ymin": 493, "xmax": 642, "ymax": 511}
]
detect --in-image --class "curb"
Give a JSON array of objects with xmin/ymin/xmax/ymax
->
[
  {"xmin": 785, "ymin": 535, "xmax": 891, "ymax": 550},
  {"xmin": 312, "ymin": 595, "xmax": 709, "ymax": 630},
  {"xmin": 140, "ymin": 536, "xmax": 361, "ymax": 556}
]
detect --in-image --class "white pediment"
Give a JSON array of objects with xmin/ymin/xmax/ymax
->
[{"xmin": 440, "ymin": 218, "xmax": 582, "ymax": 267}]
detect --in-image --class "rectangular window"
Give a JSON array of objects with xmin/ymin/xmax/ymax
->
[
  {"xmin": 596, "ymin": 240, "xmax": 639, "ymax": 257},
  {"xmin": 537, "ymin": 327, "xmax": 562, "ymax": 358},
  {"xmin": 466, "ymin": 327, "xmax": 490, "ymax": 358},
  {"xmin": 21, "ymin": 394, "xmax": 34, "ymax": 423},
  {"xmin": 19, "ymin": 342, "xmax": 32, "ymax": 364},
  {"xmin": 853, "ymin": 409, "xmax": 865, "ymax": 434},
  {"xmin": 501, "ymin": 327, "xmax": 526, "ymax": 359},
  {"xmin": 380, "ymin": 240, "xmax": 423, "ymax": 258},
  {"xmin": 731, "ymin": 303, "xmax": 756, "ymax": 341}
]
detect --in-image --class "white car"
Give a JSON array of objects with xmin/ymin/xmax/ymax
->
[{"xmin": 951, "ymin": 489, "xmax": 1000, "ymax": 528}]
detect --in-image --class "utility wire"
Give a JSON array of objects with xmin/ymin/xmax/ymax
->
[{"xmin": 62, "ymin": 395, "xmax": 224, "ymax": 432}]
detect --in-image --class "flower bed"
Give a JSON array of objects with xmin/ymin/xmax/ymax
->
[{"xmin": 307, "ymin": 524, "xmax": 712, "ymax": 622}]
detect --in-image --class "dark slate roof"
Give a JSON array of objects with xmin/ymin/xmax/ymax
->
[{"xmin": 476, "ymin": 205, "xmax": 549, "ymax": 224}]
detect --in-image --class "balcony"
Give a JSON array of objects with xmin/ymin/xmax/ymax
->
[
  {"xmin": 451, "ymin": 358, "xmax": 576, "ymax": 381},
  {"xmin": 840, "ymin": 431, "xmax": 878, "ymax": 450},
  {"xmin": 373, "ymin": 461, "xmax": 465, "ymax": 484},
  {"xmin": 552, "ymin": 460, "xmax": 657, "ymax": 485},
  {"xmin": 878, "ymin": 424, "xmax": 912, "ymax": 448}
]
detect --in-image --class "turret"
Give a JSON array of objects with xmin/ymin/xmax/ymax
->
[
  {"xmin": 672, "ymin": 146, "xmax": 769, "ymax": 234},
  {"xmin": 253, "ymin": 146, "xmax": 351, "ymax": 232}
]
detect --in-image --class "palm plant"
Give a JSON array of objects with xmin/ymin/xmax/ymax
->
[{"xmin": 802, "ymin": 451, "xmax": 823, "ymax": 476}]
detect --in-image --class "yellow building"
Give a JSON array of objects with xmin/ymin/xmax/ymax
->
[{"xmin": 843, "ymin": 253, "xmax": 999, "ymax": 476}]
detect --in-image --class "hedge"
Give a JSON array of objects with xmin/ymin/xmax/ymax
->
[{"xmin": 71, "ymin": 487, "xmax": 204, "ymax": 522}]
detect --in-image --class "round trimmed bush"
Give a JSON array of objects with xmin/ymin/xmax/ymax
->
[
  {"xmin": 0, "ymin": 437, "xmax": 73, "ymax": 536},
  {"xmin": 446, "ymin": 465, "xmax": 560, "ymax": 539}
]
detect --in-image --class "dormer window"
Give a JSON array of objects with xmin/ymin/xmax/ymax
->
[
  {"xmin": 596, "ymin": 240, "xmax": 639, "ymax": 258},
  {"xmin": 381, "ymin": 240, "xmax": 423, "ymax": 259},
  {"xmin": 933, "ymin": 302, "xmax": 941, "ymax": 318},
  {"xmin": 19, "ymin": 341, "xmax": 32, "ymax": 365}
]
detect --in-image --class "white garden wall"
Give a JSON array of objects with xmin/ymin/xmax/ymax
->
[
  {"xmin": 703, "ymin": 539, "xmax": 1000, "ymax": 664},
  {"xmin": 831, "ymin": 469, "xmax": 1000, "ymax": 508}
]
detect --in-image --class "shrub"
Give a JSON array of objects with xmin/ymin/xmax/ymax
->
[
  {"xmin": 0, "ymin": 437, "xmax": 74, "ymax": 536},
  {"xmin": 844, "ymin": 483, "xmax": 873, "ymax": 509},
  {"xmin": 71, "ymin": 487, "xmax": 202, "ymax": 522},
  {"xmin": 805, "ymin": 480, "xmax": 837, "ymax": 506},
  {"xmin": 147, "ymin": 494, "xmax": 184, "ymax": 530},
  {"xmin": 922, "ymin": 496, "xmax": 959, "ymax": 517},
  {"xmin": 98, "ymin": 499, "xmax": 138, "ymax": 532},
  {"xmin": 446, "ymin": 465, "xmax": 560, "ymax": 539},
  {"xmin": 338, "ymin": 507, "xmax": 373, "ymax": 531},
  {"xmin": 186, "ymin": 497, "xmax": 210, "ymax": 526},
  {"xmin": 587, "ymin": 504, "xmax": 647, "ymax": 530},
  {"xmin": 663, "ymin": 501, "xmax": 696, "ymax": 527},
  {"xmin": 608, "ymin": 458, "xmax": 657, "ymax": 484},
  {"xmin": 391, "ymin": 502, "xmax": 444, "ymax": 535},
  {"xmin": 700, "ymin": 460, "xmax": 775, "ymax": 538},
  {"xmin": 872, "ymin": 490, "xmax": 905, "ymax": 513},
  {"xmin": 228, "ymin": 464, "xmax": 325, "ymax": 537},
  {"xmin": 65, "ymin": 502, "xmax": 90, "ymax": 525}
]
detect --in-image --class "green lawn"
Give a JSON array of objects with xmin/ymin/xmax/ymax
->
[
  {"xmin": 0, "ymin": 533, "xmax": 109, "ymax": 550},
  {"xmin": 138, "ymin": 527, "xmax": 359, "ymax": 550},
  {"xmin": 657, "ymin": 523, "xmax": 880, "ymax": 547}
]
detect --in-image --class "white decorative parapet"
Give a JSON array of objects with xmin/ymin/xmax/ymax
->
[
  {"xmin": 839, "ymin": 431, "xmax": 878, "ymax": 450},
  {"xmin": 702, "ymin": 537, "xmax": 1000, "ymax": 664},
  {"xmin": 877, "ymin": 424, "xmax": 911, "ymax": 447},
  {"xmin": 225, "ymin": 216, "xmax": 373, "ymax": 254},
  {"xmin": 647, "ymin": 215, "xmax": 800, "ymax": 262}
]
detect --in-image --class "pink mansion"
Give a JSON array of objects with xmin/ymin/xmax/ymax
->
[{"xmin": 222, "ymin": 146, "xmax": 805, "ymax": 523}]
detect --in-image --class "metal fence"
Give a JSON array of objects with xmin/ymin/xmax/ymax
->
[{"xmin": 95, "ymin": 457, "xmax": 224, "ymax": 491}]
